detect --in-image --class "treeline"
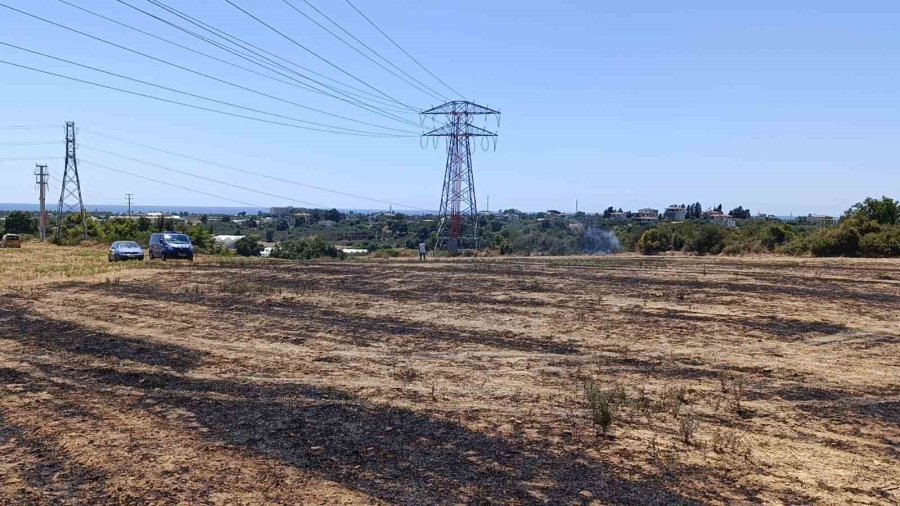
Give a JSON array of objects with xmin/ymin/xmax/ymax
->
[
  {"xmin": 2, "ymin": 212, "xmax": 220, "ymax": 252},
  {"xmin": 629, "ymin": 197, "xmax": 900, "ymax": 257}
]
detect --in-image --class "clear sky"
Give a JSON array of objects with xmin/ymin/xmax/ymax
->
[{"xmin": 0, "ymin": 0, "xmax": 898, "ymax": 215}]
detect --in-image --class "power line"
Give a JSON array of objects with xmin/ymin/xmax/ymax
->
[
  {"xmin": 221, "ymin": 0, "xmax": 415, "ymax": 111},
  {"xmin": 0, "ymin": 3, "xmax": 420, "ymax": 134},
  {"xmin": 79, "ymin": 129, "xmax": 429, "ymax": 211},
  {"xmin": 0, "ymin": 41, "xmax": 417, "ymax": 136},
  {"xmin": 0, "ymin": 58, "xmax": 415, "ymax": 137},
  {"xmin": 81, "ymin": 159, "xmax": 262, "ymax": 208},
  {"xmin": 141, "ymin": 0, "xmax": 420, "ymax": 116},
  {"xmin": 80, "ymin": 145, "xmax": 328, "ymax": 209},
  {"xmin": 343, "ymin": 0, "xmax": 465, "ymax": 99},
  {"xmin": 280, "ymin": 0, "xmax": 449, "ymax": 102},
  {"xmin": 111, "ymin": 0, "xmax": 422, "ymax": 125},
  {"xmin": 0, "ymin": 141, "xmax": 58, "ymax": 146},
  {"xmin": 0, "ymin": 156, "xmax": 58, "ymax": 161},
  {"xmin": 55, "ymin": 0, "xmax": 414, "ymax": 122},
  {"xmin": 0, "ymin": 125, "xmax": 59, "ymax": 130}
]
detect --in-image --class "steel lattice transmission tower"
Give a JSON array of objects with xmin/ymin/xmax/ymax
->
[
  {"xmin": 422, "ymin": 101, "xmax": 500, "ymax": 253},
  {"xmin": 55, "ymin": 121, "xmax": 88, "ymax": 240}
]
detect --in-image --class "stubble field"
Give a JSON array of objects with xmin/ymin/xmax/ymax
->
[{"xmin": 1, "ymin": 243, "xmax": 898, "ymax": 505}]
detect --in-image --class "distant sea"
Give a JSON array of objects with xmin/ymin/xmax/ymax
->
[{"xmin": 0, "ymin": 203, "xmax": 432, "ymax": 215}]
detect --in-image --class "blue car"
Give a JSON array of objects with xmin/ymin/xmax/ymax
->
[
  {"xmin": 148, "ymin": 232, "xmax": 194, "ymax": 261},
  {"xmin": 108, "ymin": 240, "xmax": 145, "ymax": 262}
]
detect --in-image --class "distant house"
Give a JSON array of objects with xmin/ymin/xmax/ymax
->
[
  {"xmin": 270, "ymin": 206, "xmax": 295, "ymax": 216},
  {"xmin": 806, "ymin": 214, "xmax": 837, "ymax": 227},
  {"xmin": 706, "ymin": 210, "xmax": 728, "ymax": 222},
  {"xmin": 213, "ymin": 235, "xmax": 244, "ymax": 249},
  {"xmin": 636, "ymin": 208, "xmax": 659, "ymax": 225},
  {"xmin": 664, "ymin": 205, "xmax": 687, "ymax": 222},
  {"xmin": 609, "ymin": 211, "xmax": 628, "ymax": 221}
]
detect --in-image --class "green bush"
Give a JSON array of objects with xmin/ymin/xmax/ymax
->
[
  {"xmin": 809, "ymin": 224, "xmax": 861, "ymax": 257},
  {"xmin": 858, "ymin": 228, "xmax": 900, "ymax": 257},
  {"xmin": 235, "ymin": 235, "xmax": 262, "ymax": 257},
  {"xmin": 271, "ymin": 237, "xmax": 344, "ymax": 260},
  {"xmin": 637, "ymin": 228, "xmax": 668, "ymax": 255},
  {"xmin": 4, "ymin": 211, "xmax": 36, "ymax": 234},
  {"xmin": 688, "ymin": 225, "xmax": 727, "ymax": 255}
]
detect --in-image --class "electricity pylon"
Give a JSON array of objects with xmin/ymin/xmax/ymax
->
[
  {"xmin": 422, "ymin": 101, "xmax": 500, "ymax": 253},
  {"xmin": 55, "ymin": 121, "xmax": 87, "ymax": 240}
]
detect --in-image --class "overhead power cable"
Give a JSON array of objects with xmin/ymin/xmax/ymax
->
[
  {"xmin": 119, "ymin": 0, "xmax": 421, "ymax": 122},
  {"xmin": 0, "ymin": 41, "xmax": 417, "ymax": 136},
  {"xmin": 81, "ymin": 159, "xmax": 262, "ymax": 208},
  {"xmin": 343, "ymin": 0, "xmax": 465, "ymax": 99},
  {"xmin": 0, "ymin": 141, "xmax": 58, "ymax": 146},
  {"xmin": 55, "ymin": 0, "xmax": 413, "ymax": 121},
  {"xmin": 80, "ymin": 145, "xmax": 328, "ymax": 208},
  {"xmin": 0, "ymin": 125, "xmax": 59, "ymax": 130},
  {"xmin": 280, "ymin": 0, "xmax": 448, "ymax": 102},
  {"xmin": 221, "ymin": 0, "xmax": 415, "ymax": 111},
  {"xmin": 0, "ymin": 3, "xmax": 420, "ymax": 133},
  {"xmin": 0, "ymin": 156, "xmax": 58, "ymax": 161},
  {"xmin": 79, "ymin": 129, "xmax": 429, "ymax": 211},
  {"xmin": 0, "ymin": 59, "xmax": 415, "ymax": 137}
]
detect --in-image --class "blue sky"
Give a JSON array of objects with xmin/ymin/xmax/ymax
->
[{"xmin": 0, "ymin": 0, "xmax": 898, "ymax": 215}]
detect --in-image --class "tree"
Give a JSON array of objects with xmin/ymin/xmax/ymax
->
[
  {"xmin": 247, "ymin": 217, "xmax": 258, "ymax": 228},
  {"xmin": 265, "ymin": 229, "xmax": 275, "ymax": 242},
  {"xmin": 221, "ymin": 215, "xmax": 231, "ymax": 223},
  {"xmin": 136, "ymin": 216, "xmax": 152, "ymax": 232},
  {"xmin": 276, "ymin": 219, "xmax": 290, "ymax": 231},
  {"xmin": 4, "ymin": 211, "xmax": 36, "ymax": 234},
  {"xmin": 846, "ymin": 196, "xmax": 899, "ymax": 225},
  {"xmin": 689, "ymin": 225, "xmax": 727, "ymax": 255},
  {"xmin": 728, "ymin": 206, "xmax": 751, "ymax": 219},
  {"xmin": 200, "ymin": 214, "xmax": 209, "ymax": 225},
  {"xmin": 235, "ymin": 235, "xmax": 262, "ymax": 256},
  {"xmin": 271, "ymin": 237, "xmax": 343, "ymax": 260}
]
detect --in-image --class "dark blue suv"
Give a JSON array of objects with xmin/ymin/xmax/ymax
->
[{"xmin": 149, "ymin": 232, "xmax": 194, "ymax": 261}]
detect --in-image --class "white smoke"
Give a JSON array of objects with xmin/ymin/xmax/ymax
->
[{"xmin": 582, "ymin": 227, "xmax": 623, "ymax": 255}]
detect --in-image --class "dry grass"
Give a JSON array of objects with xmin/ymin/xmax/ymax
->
[{"xmin": 1, "ymin": 244, "xmax": 899, "ymax": 504}]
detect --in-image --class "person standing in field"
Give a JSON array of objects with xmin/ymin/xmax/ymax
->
[{"xmin": 418, "ymin": 242, "xmax": 427, "ymax": 261}]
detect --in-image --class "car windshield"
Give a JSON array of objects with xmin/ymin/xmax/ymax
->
[
  {"xmin": 162, "ymin": 234, "xmax": 190, "ymax": 244},
  {"xmin": 5, "ymin": 235, "xmax": 19, "ymax": 240},
  {"xmin": 116, "ymin": 241, "xmax": 140, "ymax": 248}
]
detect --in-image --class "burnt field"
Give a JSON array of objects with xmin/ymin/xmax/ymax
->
[{"xmin": 1, "ymin": 245, "xmax": 899, "ymax": 504}]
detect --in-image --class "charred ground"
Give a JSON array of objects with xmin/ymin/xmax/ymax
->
[{"xmin": 1, "ymin": 245, "xmax": 898, "ymax": 504}]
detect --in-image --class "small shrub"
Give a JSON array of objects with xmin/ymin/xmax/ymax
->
[
  {"xmin": 235, "ymin": 235, "xmax": 262, "ymax": 257},
  {"xmin": 584, "ymin": 382, "xmax": 626, "ymax": 435},
  {"xmin": 271, "ymin": 237, "xmax": 344, "ymax": 261},
  {"xmin": 678, "ymin": 411, "xmax": 700, "ymax": 444}
]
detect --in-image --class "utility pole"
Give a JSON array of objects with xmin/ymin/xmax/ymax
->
[
  {"xmin": 34, "ymin": 164, "xmax": 48, "ymax": 241},
  {"xmin": 55, "ymin": 121, "xmax": 87, "ymax": 241},
  {"xmin": 486, "ymin": 195, "xmax": 490, "ymax": 213},
  {"xmin": 422, "ymin": 101, "xmax": 500, "ymax": 253},
  {"xmin": 576, "ymin": 199, "xmax": 579, "ymax": 214},
  {"xmin": 126, "ymin": 193, "xmax": 134, "ymax": 217}
]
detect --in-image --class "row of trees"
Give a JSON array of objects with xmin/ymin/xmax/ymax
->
[{"xmin": 632, "ymin": 197, "xmax": 900, "ymax": 257}]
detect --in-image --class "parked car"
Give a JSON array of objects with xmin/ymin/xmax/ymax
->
[
  {"xmin": 149, "ymin": 232, "xmax": 194, "ymax": 261},
  {"xmin": 1, "ymin": 234, "xmax": 22, "ymax": 248},
  {"xmin": 108, "ymin": 240, "xmax": 144, "ymax": 262},
  {"xmin": 260, "ymin": 247, "xmax": 273, "ymax": 258}
]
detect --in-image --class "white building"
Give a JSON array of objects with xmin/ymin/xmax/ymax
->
[
  {"xmin": 664, "ymin": 205, "xmax": 687, "ymax": 222},
  {"xmin": 213, "ymin": 235, "xmax": 245, "ymax": 249}
]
